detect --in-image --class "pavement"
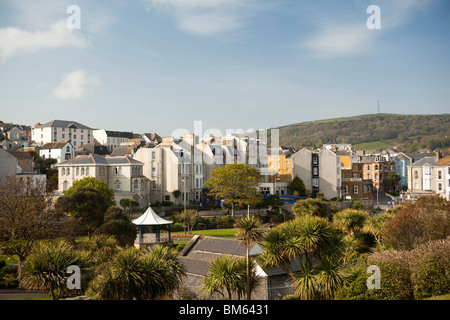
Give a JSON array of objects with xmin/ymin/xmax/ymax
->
[{"xmin": 0, "ymin": 288, "xmax": 48, "ymax": 300}]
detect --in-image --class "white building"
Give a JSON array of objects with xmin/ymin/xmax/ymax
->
[
  {"xmin": 92, "ymin": 129, "xmax": 135, "ymax": 152},
  {"xmin": 56, "ymin": 154, "xmax": 150, "ymax": 208},
  {"xmin": 40, "ymin": 141, "xmax": 75, "ymax": 163},
  {"xmin": 32, "ymin": 120, "xmax": 93, "ymax": 147}
]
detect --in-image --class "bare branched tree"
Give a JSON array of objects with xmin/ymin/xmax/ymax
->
[{"xmin": 0, "ymin": 175, "xmax": 61, "ymax": 275}]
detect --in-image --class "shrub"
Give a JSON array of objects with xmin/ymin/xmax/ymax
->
[
  {"xmin": 367, "ymin": 250, "xmax": 414, "ymax": 300},
  {"xmin": 409, "ymin": 238, "xmax": 450, "ymax": 299}
]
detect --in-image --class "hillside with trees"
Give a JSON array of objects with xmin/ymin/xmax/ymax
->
[{"xmin": 271, "ymin": 113, "xmax": 450, "ymax": 152}]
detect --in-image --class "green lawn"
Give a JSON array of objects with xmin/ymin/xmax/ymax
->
[{"xmin": 173, "ymin": 228, "xmax": 236, "ymax": 238}]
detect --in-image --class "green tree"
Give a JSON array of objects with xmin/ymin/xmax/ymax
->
[
  {"xmin": 235, "ymin": 216, "xmax": 263, "ymax": 300},
  {"xmin": 292, "ymin": 198, "xmax": 337, "ymax": 220},
  {"xmin": 333, "ymin": 209, "xmax": 367, "ymax": 238},
  {"xmin": 56, "ymin": 186, "xmax": 108, "ymax": 239},
  {"xmin": 382, "ymin": 195, "xmax": 450, "ymax": 250},
  {"xmin": 94, "ymin": 206, "xmax": 136, "ymax": 247},
  {"xmin": 382, "ymin": 173, "xmax": 401, "ymax": 193},
  {"xmin": 364, "ymin": 211, "xmax": 394, "ymax": 246},
  {"xmin": 172, "ymin": 190, "xmax": 181, "ymax": 204},
  {"xmin": 88, "ymin": 246, "xmax": 184, "ymax": 300},
  {"xmin": 64, "ymin": 177, "xmax": 116, "ymax": 206},
  {"xmin": 20, "ymin": 242, "xmax": 90, "ymax": 300},
  {"xmin": 259, "ymin": 214, "xmax": 346, "ymax": 300},
  {"xmin": 119, "ymin": 198, "xmax": 139, "ymax": 218},
  {"xmin": 288, "ymin": 176, "xmax": 307, "ymax": 197},
  {"xmin": 177, "ymin": 209, "xmax": 200, "ymax": 234},
  {"xmin": 204, "ymin": 163, "xmax": 261, "ymax": 217},
  {"xmin": 201, "ymin": 255, "xmax": 247, "ymax": 300}
]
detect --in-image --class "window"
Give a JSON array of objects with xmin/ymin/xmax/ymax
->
[
  {"xmin": 313, "ymin": 167, "xmax": 318, "ymax": 176},
  {"xmin": 67, "ymin": 168, "xmax": 70, "ymax": 175},
  {"xmin": 313, "ymin": 157, "xmax": 318, "ymax": 165},
  {"xmin": 62, "ymin": 168, "xmax": 66, "ymax": 175},
  {"xmin": 62, "ymin": 134, "xmax": 65, "ymax": 139},
  {"xmin": 115, "ymin": 181, "xmax": 121, "ymax": 191},
  {"xmin": 76, "ymin": 167, "xmax": 80, "ymax": 175},
  {"xmin": 287, "ymin": 166, "xmax": 290, "ymax": 172},
  {"xmin": 438, "ymin": 171, "xmax": 442, "ymax": 180},
  {"xmin": 86, "ymin": 167, "xmax": 89, "ymax": 175},
  {"xmin": 353, "ymin": 185, "xmax": 359, "ymax": 194},
  {"xmin": 151, "ymin": 181, "xmax": 156, "ymax": 190},
  {"xmin": 165, "ymin": 195, "xmax": 170, "ymax": 201},
  {"xmin": 414, "ymin": 170, "xmax": 419, "ymax": 180},
  {"xmin": 63, "ymin": 181, "xmax": 68, "ymax": 191},
  {"xmin": 81, "ymin": 168, "xmax": 85, "ymax": 175},
  {"xmin": 312, "ymin": 178, "xmax": 319, "ymax": 187},
  {"xmin": 134, "ymin": 180, "xmax": 139, "ymax": 191},
  {"xmin": 375, "ymin": 165, "xmax": 379, "ymax": 170},
  {"xmin": 438, "ymin": 183, "xmax": 442, "ymax": 191},
  {"xmin": 152, "ymin": 167, "xmax": 156, "ymax": 176},
  {"xmin": 343, "ymin": 185, "xmax": 349, "ymax": 194},
  {"xmin": 152, "ymin": 151, "xmax": 156, "ymax": 159},
  {"xmin": 114, "ymin": 167, "xmax": 118, "ymax": 175}
]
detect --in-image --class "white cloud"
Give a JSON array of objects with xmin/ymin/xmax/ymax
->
[
  {"xmin": 302, "ymin": 0, "xmax": 435, "ymax": 58},
  {"xmin": 0, "ymin": 20, "xmax": 88, "ymax": 62},
  {"xmin": 176, "ymin": 13, "xmax": 240, "ymax": 36},
  {"xmin": 143, "ymin": 0, "xmax": 244, "ymax": 36},
  {"xmin": 53, "ymin": 70, "xmax": 100, "ymax": 100},
  {"xmin": 303, "ymin": 24, "xmax": 375, "ymax": 58}
]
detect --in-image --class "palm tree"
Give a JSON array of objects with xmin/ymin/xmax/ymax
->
[
  {"xmin": 234, "ymin": 216, "xmax": 262, "ymax": 300},
  {"xmin": 364, "ymin": 211, "xmax": 394, "ymax": 246},
  {"xmin": 88, "ymin": 246, "xmax": 185, "ymax": 300},
  {"xmin": 333, "ymin": 208, "xmax": 367, "ymax": 237},
  {"xmin": 20, "ymin": 241, "xmax": 90, "ymax": 300},
  {"xmin": 141, "ymin": 245, "xmax": 185, "ymax": 299},
  {"xmin": 259, "ymin": 214, "xmax": 347, "ymax": 300},
  {"xmin": 202, "ymin": 255, "xmax": 246, "ymax": 300}
]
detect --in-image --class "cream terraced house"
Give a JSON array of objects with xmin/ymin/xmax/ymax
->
[{"xmin": 56, "ymin": 154, "xmax": 150, "ymax": 208}]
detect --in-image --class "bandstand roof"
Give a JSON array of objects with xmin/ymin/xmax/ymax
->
[{"xmin": 132, "ymin": 207, "xmax": 173, "ymax": 226}]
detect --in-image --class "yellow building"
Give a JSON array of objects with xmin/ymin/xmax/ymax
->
[
  {"xmin": 338, "ymin": 151, "xmax": 373, "ymax": 200},
  {"xmin": 267, "ymin": 146, "xmax": 295, "ymax": 183}
]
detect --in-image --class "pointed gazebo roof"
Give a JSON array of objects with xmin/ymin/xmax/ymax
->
[{"xmin": 132, "ymin": 206, "xmax": 173, "ymax": 226}]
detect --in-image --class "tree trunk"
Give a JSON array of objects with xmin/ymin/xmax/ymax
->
[{"xmin": 246, "ymin": 245, "xmax": 251, "ymax": 300}]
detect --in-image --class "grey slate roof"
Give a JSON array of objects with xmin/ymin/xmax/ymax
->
[
  {"xmin": 37, "ymin": 120, "xmax": 92, "ymax": 130},
  {"xmin": 410, "ymin": 156, "xmax": 438, "ymax": 167},
  {"xmin": 56, "ymin": 154, "xmax": 143, "ymax": 166},
  {"xmin": 178, "ymin": 235, "xmax": 299, "ymax": 277}
]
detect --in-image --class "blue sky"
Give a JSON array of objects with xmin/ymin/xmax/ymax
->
[{"xmin": 0, "ymin": 0, "xmax": 449, "ymax": 137}]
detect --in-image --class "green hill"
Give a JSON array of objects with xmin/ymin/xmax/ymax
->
[{"xmin": 271, "ymin": 113, "xmax": 450, "ymax": 152}]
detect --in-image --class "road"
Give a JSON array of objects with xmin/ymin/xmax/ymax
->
[{"xmin": 0, "ymin": 288, "xmax": 47, "ymax": 300}]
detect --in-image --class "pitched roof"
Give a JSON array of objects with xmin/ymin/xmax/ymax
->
[
  {"xmin": 36, "ymin": 120, "xmax": 92, "ymax": 130},
  {"xmin": 41, "ymin": 141, "xmax": 71, "ymax": 149},
  {"xmin": 104, "ymin": 130, "xmax": 135, "ymax": 139},
  {"xmin": 438, "ymin": 156, "xmax": 450, "ymax": 166},
  {"xmin": 56, "ymin": 154, "xmax": 143, "ymax": 166},
  {"xmin": 403, "ymin": 153, "xmax": 435, "ymax": 162},
  {"xmin": 410, "ymin": 156, "xmax": 438, "ymax": 167},
  {"xmin": 178, "ymin": 235, "xmax": 299, "ymax": 277}
]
